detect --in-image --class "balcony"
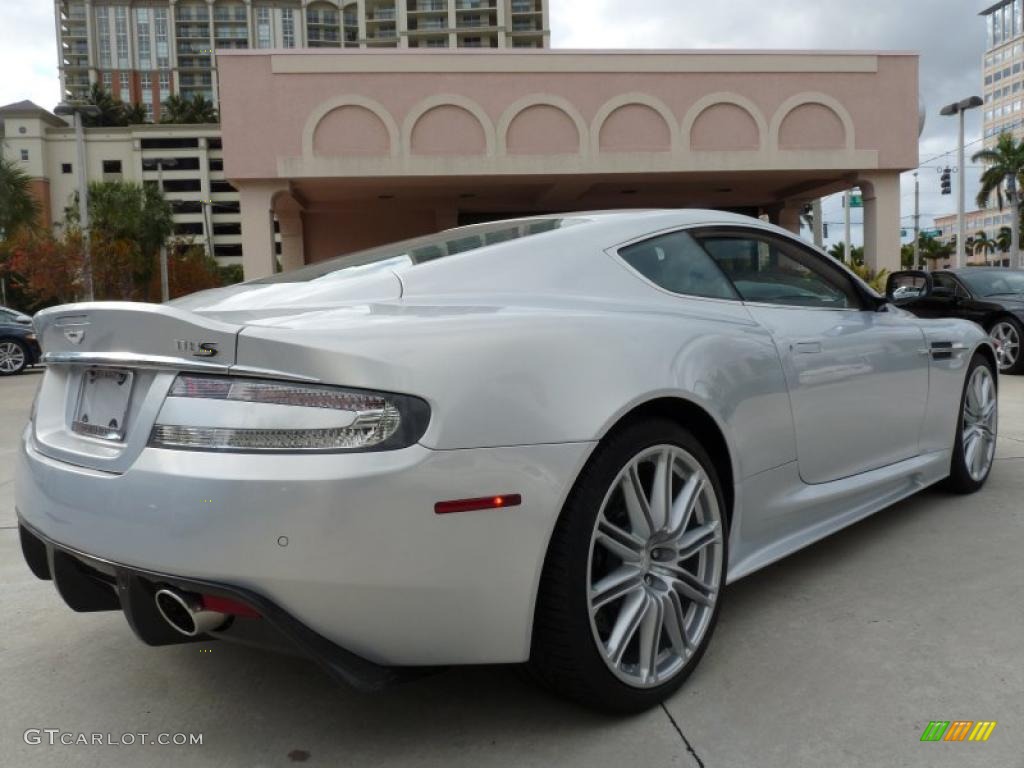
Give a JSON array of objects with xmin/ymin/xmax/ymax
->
[
  {"xmin": 456, "ymin": 0, "xmax": 495, "ymax": 9},
  {"xmin": 411, "ymin": 18, "xmax": 447, "ymax": 30},
  {"xmin": 176, "ymin": 23, "xmax": 212, "ymax": 40},
  {"xmin": 213, "ymin": 7, "xmax": 248, "ymax": 22},
  {"xmin": 367, "ymin": 26, "xmax": 398, "ymax": 39},
  {"xmin": 368, "ymin": 9, "xmax": 396, "ymax": 21},
  {"xmin": 176, "ymin": 8, "xmax": 210, "ymax": 22},
  {"xmin": 456, "ymin": 15, "xmax": 495, "ymax": 28},
  {"xmin": 511, "ymin": 20, "xmax": 539, "ymax": 31},
  {"xmin": 511, "ymin": 0, "xmax": 540, "ymax": 11},
  {"xmin": 214, "ymin": 24, "xmax": 249, "ymax": 39},
  {"xmin": 410, "ymin": 0, "xmax": 447, "ymax": 11}
]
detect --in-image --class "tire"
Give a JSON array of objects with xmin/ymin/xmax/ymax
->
[
  {"xmin": 943, "ymin": 353, "xmax": 998, "ymax": 494},
  {"xmin": 0, "ymin": 339, "xmax": 28, "ymax": 376},
  {"xmin": 989, "ymin": 316, "xmax": 1024, "ymax": 374},
  {"xmin": 529, "ymin": 418, "xmax": 728, "ymax": 713}
]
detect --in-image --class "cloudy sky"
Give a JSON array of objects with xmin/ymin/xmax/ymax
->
[{"xmin": 0, "ymin": 0, "xmax": 991, "ymax": 243}]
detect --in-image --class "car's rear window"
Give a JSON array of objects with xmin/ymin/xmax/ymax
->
[{"xmin": 254, "ymin": 217, "xmax": 585, "ymax": 284}]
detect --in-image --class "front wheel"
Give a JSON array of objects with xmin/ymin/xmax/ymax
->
[
  {"xmin": 944, "ymin": 354, "xmax": 998, "ymax": 494},
  {"xmin": 0, "ymin": 340, "xmax": 28, "ymax": 376},
  {"xmin": 529, "ymin": 419, "xmax": 727, "ymax": 713}
]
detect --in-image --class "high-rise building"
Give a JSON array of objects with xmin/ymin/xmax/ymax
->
[
  {"xmin": 56, "ymin": 1, "xmax": 550, "ymax": 117},
  {"xmin": 981, "ymin": 0, "xmax": 1024, "ymax": 148}
]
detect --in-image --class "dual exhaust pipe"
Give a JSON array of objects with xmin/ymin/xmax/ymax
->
[{"xmin": 154, "ymin": 588, "xmax": 229, "ymax": 637}]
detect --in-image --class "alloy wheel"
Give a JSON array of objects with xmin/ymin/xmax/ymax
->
[
  {"xmin": 0, "ymin": 341, "xmax": 26, "ymax": 374},
  {"xmin": 990, "ymin": 321, "xmax": 1020, "ymax": 371},
  {"xmin": 586, "ymin": 444, "xmax": 724, "ymax": 689},
  {"xmin": 962, "ymin": 364, "xmax": 998, "ymax": 482}
]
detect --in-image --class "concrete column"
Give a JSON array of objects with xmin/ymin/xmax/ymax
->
[
  {"xmin": 277, "ymin": 210, "xmax": 305, "ymax": 272},
  {"xmin": 239, "ymin": 182, "xmax": 287, "ymax": 279},
  {"xmin": 776, "ymin": 205, "xmax": 802, "ymax": 236},
  {"xmin": 860, "ymin": 171, "xmax": 901, "ymax": 273}
]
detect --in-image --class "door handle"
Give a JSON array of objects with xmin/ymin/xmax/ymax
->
[{"xmin": 792, "ymin": 341, "xmax": 823, "ymax": 354}]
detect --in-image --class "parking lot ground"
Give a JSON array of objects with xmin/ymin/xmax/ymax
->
[{"xmin": 2, "ymin": 368, "xmax": 1023, "ymax": 768}]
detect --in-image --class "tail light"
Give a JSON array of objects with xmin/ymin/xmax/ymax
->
[{"xmin": 148, "ymin": 374, "xmax": 429, "ymax": 453}]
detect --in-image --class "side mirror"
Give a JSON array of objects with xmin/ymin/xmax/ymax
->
[
  {"xmin": 15, "ymin": 316, "xmax": 32, "ymax": 325},
  {"xmin": 886, "ymin": 270, "xmax": 932, "ymax": 303}
]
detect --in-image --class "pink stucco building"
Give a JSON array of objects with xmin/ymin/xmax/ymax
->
[{"xmin": 217, "ymin": 48, "xmax": 919, "ymax": 278}]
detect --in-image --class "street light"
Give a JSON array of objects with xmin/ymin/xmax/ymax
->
[
  {"xmin": 939, "ymin": 96, "xmax": 984, "ymax": 269},
  {"xmin": 54, "ymin": 102, "xmax": 102, "ymax": 289},
  {"xmin": 153, "ymin": 158, "xmax": 178, "ymax": 302},
  {"xmin": 54, "ymin": 101, "xmax": 101, "ymax": 301}
]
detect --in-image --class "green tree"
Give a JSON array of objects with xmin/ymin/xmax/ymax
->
[
  {"xmin": 159, "ymin": 94, "xmax": 190, "ymax": 124},
  {"xmin": 82, "ymin": 83, "xmax": 129, "ymax": 127},
  {"xmin": 186, "ymin": 95, "xmax": 218, "ymax": 123},
  {"xmin": 973, "ymin": 230, "xmax": 996, "ymax": 264},
  {"xmin": 123, "ymin": 102, "xmax": 148, "ymax": 124},
  {"xmin": 973, "ymin": 131, "xmax": 1024, "ymax": 268},
  {"xmin": 67, "ymin": 180, "xmax": 174, "ymax": 300},
  {"xmin": 0, "ymin": 157, "xmax": 41, "ymax": 239},
  {"xmin": 997, "ymin": 225, "xmax": 1013, "ymax": 255},
  {"xmin": 160, "ymin": 94, "xmax": 218, "ymax": 124}
]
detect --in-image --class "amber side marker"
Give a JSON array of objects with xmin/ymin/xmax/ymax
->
[{"xmin": 434, "ymin": 494, "xmax": 522, "ymax": 515}]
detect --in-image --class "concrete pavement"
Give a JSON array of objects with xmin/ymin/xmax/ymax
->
[{"xmin": 1, "ymin": 368, "xmax": 1022, "ymax": 767}]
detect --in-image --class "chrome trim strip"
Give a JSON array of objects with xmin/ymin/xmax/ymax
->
[
  {"xmin": 229, "ymin": 365, "xmax": 321, "ymax": 383},
  {"xmin": 41, "ymin": 352, "xmax": 320, "ymax": 383},
  {"xmin": 42, "ymin": 351, "xmax": 228, "ymax": 373}
]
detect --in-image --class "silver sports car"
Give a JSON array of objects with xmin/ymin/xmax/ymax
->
[{"xmin": 16, "ymin": 210, "xmax": 997, "ymax": 712}]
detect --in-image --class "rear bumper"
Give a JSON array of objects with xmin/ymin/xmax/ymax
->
[
  {"xmin": 16, "ymin": 426, "xmax": 592, "ymax": 666},
  {"xmin": 18, "ymin": 519, "xmax": 406, "ymax": 690}
]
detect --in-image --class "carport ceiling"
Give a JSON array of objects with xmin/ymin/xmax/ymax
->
[{"xmin": 285, "ymin": 171, "xmax": 856, "ymax": 214}]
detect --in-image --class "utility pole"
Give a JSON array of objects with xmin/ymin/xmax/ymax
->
[
  {"xmin": 913, "ymin": 172, "xmax": 921, "ymax": 269},
  {"xmin": 844, "ymin": 190, "xmax": 852, "ymax": 263},
  {"xmin": 940, "ymin": 96, "xmax": 983, "ymax": 268},
  {"xmin": 812, "ymin": 199, "xmax": 824, "ymax": 247},
  {"xmin": 155, "ymin": 158, "xmax": 178, "ymax": 303},
  {"xmin": 54, "ymin": 102, "xmax": 102, "ymax": 301}
]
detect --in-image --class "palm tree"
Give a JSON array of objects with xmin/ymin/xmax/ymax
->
[
  {"xmin": 973, "ymin": 230, "xmax": 996, "ymax": 264},
  {"xmin": 123, "ymin": 102, "xmax": 148, "ymax": 124},
  {"xmin": 83, "ymin": 83, "xmax": 128, "ymax": 127},
  {"xmin": 186, "ymin": 95, "xmax": 218, "ymax": 124},
  {"xmin": 973, "ymin": 131, "xmax": 1024, "ymax": 268},
  {"xmin": 0, "ymin": 157, "xmax": 41, "ymax": 239},
  {"xmin": 997, "ymin": 226, "xmax": 1013, "ymax": 261},
  {"xmin": 160, "ymin": 94, "xmax": 218, "ymax": 124}
]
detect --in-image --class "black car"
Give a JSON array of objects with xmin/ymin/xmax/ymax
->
[
  {"xmin": 888, "ymin": 268, "xmax": 1024, "ymax": 374},
  {"xmin": 0, "ymin": 306, "xmax": 41, "ymax": 376}
]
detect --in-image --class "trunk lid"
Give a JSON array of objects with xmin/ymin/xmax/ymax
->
[{"xmin": 32, "ymin": 302, "xmax": 242, "ymax": 473}]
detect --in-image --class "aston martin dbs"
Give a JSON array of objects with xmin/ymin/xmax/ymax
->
[{"xmin": 16, "ymin": 210, "xmax": 997, "ymax": 712}]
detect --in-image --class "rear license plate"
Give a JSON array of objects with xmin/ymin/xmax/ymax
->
[{"xmin": 72, "ymin": 368, "xmax": 134, "ymax": 441}]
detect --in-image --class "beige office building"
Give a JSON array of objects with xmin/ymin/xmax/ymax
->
[{"xmin": 56, "ymin": 1, "xmax": 549, "ymax": 117}]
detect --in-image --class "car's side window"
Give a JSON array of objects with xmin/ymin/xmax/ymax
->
[
  {"xmin": 932, "ymin": 273, "xmax": 968, "ymax": 298},
  {"xmin": 618, "ymin": 230, "xmax": 739, "ymax": 301},
  {"xmin": 696, "ymin": 231, "xmax": 861, "ymax": 309}
]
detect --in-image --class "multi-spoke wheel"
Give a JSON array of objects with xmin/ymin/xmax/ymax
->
[
  {"xmin": 530, "ymin": 419, "xmax": 727, "ymax": 712},
  {"xmin": 0, "ymin": 339, "xmax": 28, "ymax": 376},
  {"xmin": 990, "ymin": 318, "xmax": 1023, "ymax": 374},
  {"xmin": 945, "ymin": 354, "xmax": 998, "ymax": 493}
]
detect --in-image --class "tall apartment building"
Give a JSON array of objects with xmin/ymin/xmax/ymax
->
[
  {"xmin": 936, "ymin": 1, "xmax": 1022, "ymax": 251},
  {"xmin": 982, "ymin": 0, "xmax": 1024, "ymax": 147},
  {"xmin": 56, "ymin": 1, "xmax": 550, "ymax": 117}
]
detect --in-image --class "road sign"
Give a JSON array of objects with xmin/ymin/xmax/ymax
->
[
  {"xmin": 847, "ymin": 195, "xmax": 863, "ymax": 208},
  {"xmin": 922, "ymin": 228, "xmax": 942, "ymax": 237}
]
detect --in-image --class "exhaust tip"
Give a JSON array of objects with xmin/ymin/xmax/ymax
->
[{"xmin": 155, "ymin": 588, "xmax": 227, "ymax": 637}]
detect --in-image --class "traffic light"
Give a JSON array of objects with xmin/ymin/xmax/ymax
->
[
  {"xmin": 823, "ymin": 223, "xmax": 829, "ymax": 238},
  {"xmin": 940, "ymin": 167, "xmax": 952, "ymax": 195}
]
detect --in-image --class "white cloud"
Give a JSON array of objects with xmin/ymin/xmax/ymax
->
[{"xmin": 0, "ymin": 0, "xmax": 60, "ymax": 110}]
